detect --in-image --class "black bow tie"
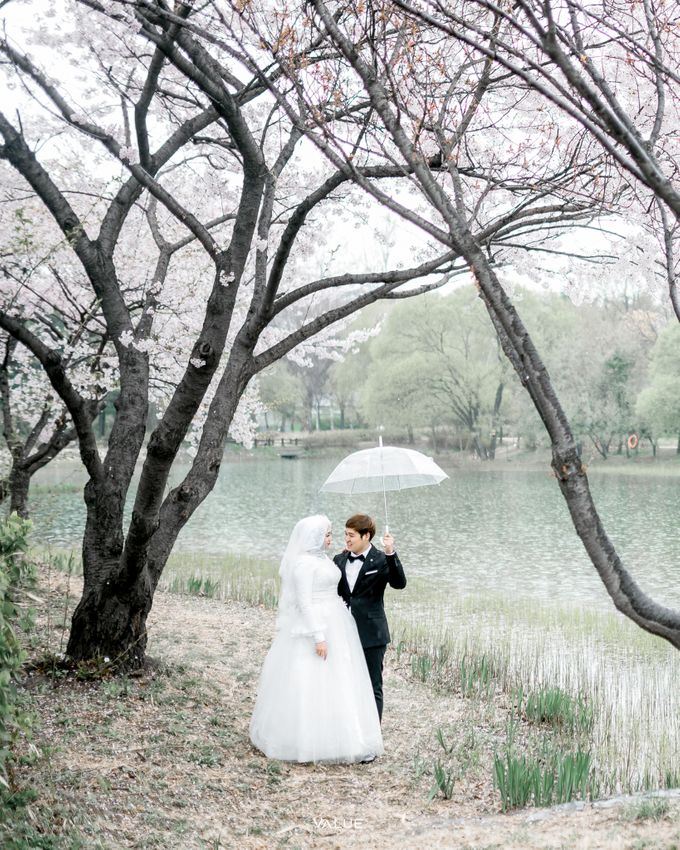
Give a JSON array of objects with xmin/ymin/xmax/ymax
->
[{"xmin": 348, "ymin": 554, "xmax": 365, "ymax": 563}]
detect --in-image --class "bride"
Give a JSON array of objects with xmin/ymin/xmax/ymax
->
[{"xmin": 249, "ymin": 514, "xmax": 384, "ymax": 763}]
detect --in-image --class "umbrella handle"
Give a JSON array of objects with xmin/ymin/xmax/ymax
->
[{"xmin": 378, "ymin": 435, "xmax": 389, "ymax": 537}]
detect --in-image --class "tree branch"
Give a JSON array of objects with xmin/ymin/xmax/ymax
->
[
  {"xmin": 270, "ymin": 250, "xmax": 459, "ymax": 318},
  {"xmin": 0, "ymin": 312, "xmax": 103, "ymax": 482}
]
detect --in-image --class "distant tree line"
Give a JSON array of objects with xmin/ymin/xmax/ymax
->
[{"xmin": 259, "ymin": 287, "xmax": 679, "ymax": 460}]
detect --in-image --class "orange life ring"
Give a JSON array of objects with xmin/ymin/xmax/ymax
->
[{"xmin": 627, "ymin": 434, "xmax": 639, "ymax": 450}]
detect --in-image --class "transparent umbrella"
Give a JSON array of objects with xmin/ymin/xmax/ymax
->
[{"xmin": 319, "ymin": 437, "xmax": 449, "ymax": 530}]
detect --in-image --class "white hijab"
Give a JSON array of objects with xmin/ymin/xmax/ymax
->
[
  {"xmin": 277, "ymin": 514, "xmax": 330, "ymax": 632},
  {"xmin": 279, "ymin": 514, "xmax": 330, "ymax": 578}
]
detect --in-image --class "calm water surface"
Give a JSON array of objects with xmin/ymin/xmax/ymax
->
[{"xmin": 31, "ymin": 453, "xmax": 680, "ymax": 612}]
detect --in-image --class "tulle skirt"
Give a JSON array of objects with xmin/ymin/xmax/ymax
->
[{"xmin": 249, "ymin": 597, "xmax": 384, "ymax": 763}]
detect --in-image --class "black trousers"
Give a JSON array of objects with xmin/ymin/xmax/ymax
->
[{"xmin": 363, "ymin": 644, "xmax": 387, "ymax": 722}]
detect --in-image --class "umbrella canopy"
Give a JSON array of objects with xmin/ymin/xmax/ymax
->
[{"xmin": 320, "ymin": 444, "xmax": 449, "ymax": 494}]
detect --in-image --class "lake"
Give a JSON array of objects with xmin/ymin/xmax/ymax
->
[
  {"xmin": 30, "ymin": 451, "xmax": 680, "ymax": 613},
  {"xmin": 26, "ymin": 450, "xmax": 680, "ymax": 792}
]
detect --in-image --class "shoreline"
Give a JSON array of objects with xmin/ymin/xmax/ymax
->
[
  {"xmin": 5, "ymin": 569, "xmax": 680, "ymax": 849},
  {"xmin": 30, "ymin": 436, "xmax": 680, "ymax": 478}
]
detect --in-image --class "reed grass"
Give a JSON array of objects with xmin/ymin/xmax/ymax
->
[
  {"xmin": 42, "ymin": 547, "xmax": 680, "ymax": 805},
  {"xmin": 514, "ymin": 685, "xmax": 594, "ymax": 736},
  {"xmin": 494, "ymin": 747, "xmax": 594, "ymax": 811},
  {"xmin": 390, "ymin": 589, "xmax": 680, "ymax": 799},
  {"xmin": 429, "ymin": 758, "xmax": 457, "ymax": 801},
  {"xmin": 38, "ymin": 548, "xmax": 280, "ymax": 607},
  {"xmin": 30, "ymin": 482, "xmax": 82, "ymax": 495},
  {"xmin": 160, "ymin": 551, "xmax": 280, "ymax": 607}
]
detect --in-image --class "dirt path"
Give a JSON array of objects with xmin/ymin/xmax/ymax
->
[{"xmin": 14, "ymin": 574, "xmax": 680, "ymax": 849}]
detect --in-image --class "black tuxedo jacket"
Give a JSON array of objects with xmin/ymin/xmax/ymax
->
[{"xmin": 334, "ymin": 546, "xmax": 407, "ymax": 649}]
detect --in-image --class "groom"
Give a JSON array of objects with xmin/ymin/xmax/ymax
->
[{"xmin": 335, "ymin": 513, "xmax": 407, "ymax": 723}]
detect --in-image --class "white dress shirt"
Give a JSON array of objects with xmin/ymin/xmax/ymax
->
[{"xmin": 346, "ymin": 544, "xmax": 372, "ymax": 593}]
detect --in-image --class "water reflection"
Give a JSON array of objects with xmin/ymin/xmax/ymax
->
[{"xmin": 30, "ymin": 453, "xmax": 680, "ymax": 612}]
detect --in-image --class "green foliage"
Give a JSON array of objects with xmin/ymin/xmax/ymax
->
[
  {"xmin": 359, "ymin": 288, "xmax": 507, "ymax": 449},
  {"xmin": 515, "ymin": 685, "xmax": 594, "ymax": 735},
  {"xmin": 622, "ymin": 797, "xmax": 672, "ymax": 822},
  {"xmin": 0, "ymin": 821, "xmax": 91, "ymax": 850},
  {"xmin": 428, "ymin": 757, "xmax": 456, "ymax": 801},
  {"xmin": 0, "ymin": 514, "xmax": 35, "ymax": 787},
  {"xmin": 258, "ymin": 362, "xmax": 307, "ymax": 430},
  {"xmin": 435, "ymin": 726, "xmax": 455, "ymax": 755},
  {"xmin": 636, "ymin": 323, "xmax": 680, "ymax": 437},
  {"xmin": 183, "ymin": 575, "xmax": 220, "ymax": 597},
  {"xmin": 458, "ymin": 651, "xmax": 496, "ymax": 696},
  {"xmin": 411, "ymin": 653, "xmax": 433, "ymax": 682},
  {"xmin": 515, "ymin": 290, "xmax": 650, "ymax": 453},
  {"xmin": 426, "ymin": 725, "xmax": 481, "ymax": 802},
  {"xmin": 253, "ymin": 286, "xmax": 670, "ymax": 451},
  {"xmin": 493, "ymin": 747, "xmax": 593, "ymax": 811},
  {"xmin": 665, "ymin": 770, "xmax": 680, "ymax": 788}
]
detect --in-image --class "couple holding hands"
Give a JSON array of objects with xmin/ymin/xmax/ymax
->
[{"xmin": 249, "ymin": 513, "xmax": 407, "ymax": 764}]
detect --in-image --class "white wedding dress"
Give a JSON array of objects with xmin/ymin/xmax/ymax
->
[{"xmin": 250, "ymin": 516, "xmax": 384, "ymax": 764}]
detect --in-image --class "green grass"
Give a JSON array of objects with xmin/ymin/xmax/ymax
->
[
  {"xmin": 515, "ymin": 685, "xmax": 594, "ymax": 735},
  {"xmin": 0, "ymin": 786, "xmax": 107, "ymax": 849},
  {"xmin": 458, "ymin": 651, "xmax": 497, "ymax": 697},
  {"xmin": 161, "ymin": 551, "xmax": 279, "ymax": 607},
  {"xmin": 622, "ymin": 797, "xmax": 673, "ymax": 822},
  {"xmin": 41, "ymin": 547, "xmax": 280, "ymax": 608},
  {"xmin": 391, "ymin": 583, "xmax": 680, "ymax": 802},
  {"xmin": 493, "ymin": 747, "xmax": 594, "ymax": 811},
  {"xmin": 39, "ymin": 546, "xmax": 680, "ymax": 808},
  {"xmin": 30, "ymin": 482, "xmax": 83, "ymax": 496},
  {"xmin": 428, "ymin": 758, "xmax": 457, "ymax": 801}
]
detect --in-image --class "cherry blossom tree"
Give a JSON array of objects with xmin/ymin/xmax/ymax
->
[
  {"xmin": 0, "ymin": 172, "xmax": 113, "ymax": 516},
  {"xmin": 256, "ymin": 0, "xmax": 680, "ymax": 648},
  {"xmin": 0, "ymin": 0, "xmax": 637, "ymax": 666},
  {"xmin": 0, "ymin": 1, "xmax": 473, "ymax": 666},
  {"xmin": 0, "ymin": 336, "xmax": 77, "ymax": 518},
  {"xmin": 390, "ymin": 0, "xmax": 680, "ymax": 319}
]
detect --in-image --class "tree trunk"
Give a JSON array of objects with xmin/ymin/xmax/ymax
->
[
  {"xmin": 305, "ymin": 390, "xmax": 314, "ymax": 431},
  {"xmin": 676, "ymin": 433, "xmax": 680, "ymax": 454},
  {"xmin": 67, "ymin": 477, "xmax": 134, "ymax": 664},
  {"xmin": 66, "ymin": 571, "xmax": 152, "ymax": 668},
  {"xmin": 472, "ymin": 434, "xmax": 487, "ymax": 460},
  {"xmin": 465, "ymin": 240, "xmax": 680, "ymax": 649},
  {"xmin": 68, "ymin": 354, "xmax": 258, "ymax": 668},
  {"xmin": 489, "ymin": 381, "xmax": 504, "ymax": 460},
  {"xmin": 8, "ymin": 464, "xmax": 30, "ymax": 518},
  {"xmin": 590, "ymin": 433, "xmax": 609, "ymax": 460}
]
